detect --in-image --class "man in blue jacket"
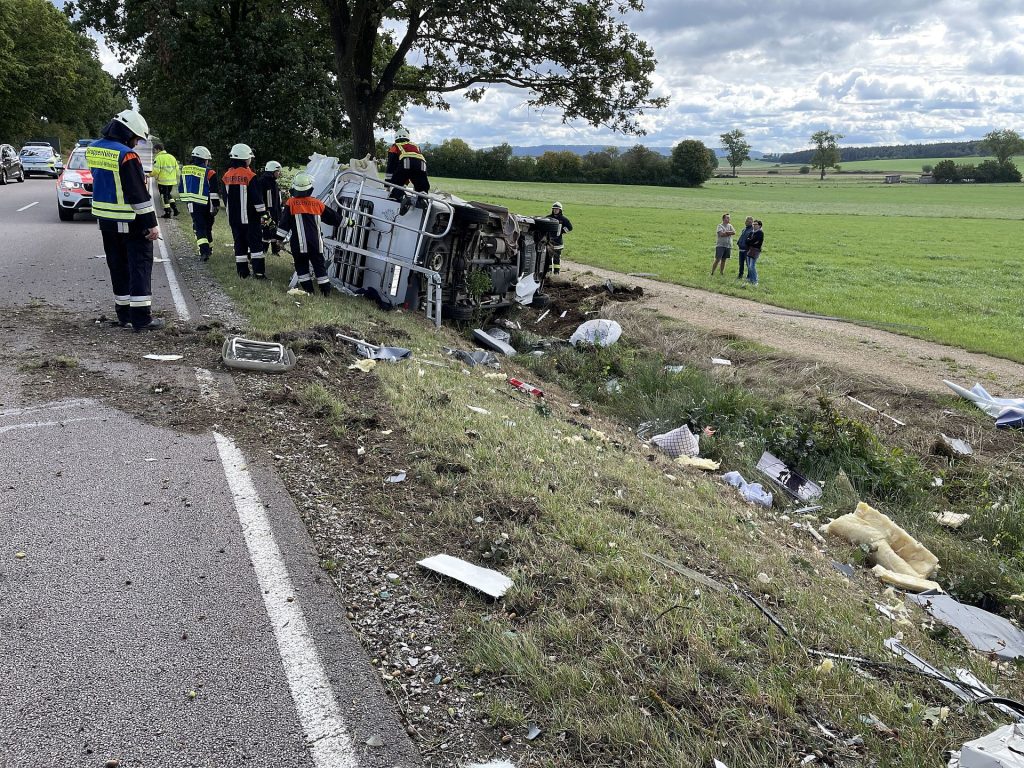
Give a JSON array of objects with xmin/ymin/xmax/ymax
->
[{"xmin": 86, "ymin": 109, "xmax": 163, "ymax": 331}]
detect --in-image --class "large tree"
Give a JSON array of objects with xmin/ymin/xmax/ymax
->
[
  {"xmin": 0, "ymin": 0, "xmax": 126, "ymax": 147},
  {"xmin": 671, "ymin": 139, "xmax": 715, "ymax": 187},
  {"xmin": 809, "ymin": 130, "xmax": 843, "ymax": 180},
  {"xmin": 322, "ymin": 0, "xmax": 665, "ymax": 155},
  {"xmin": 719, "ymin": 129, "xmax": 751, "ymax": 176},
  {"xmin": 70, "ymin": 0, "xmax": 355, "ymax": 165},
  {"xmin": 982, "ymin": 129, "xmax": 1024, "ymax": 167}
]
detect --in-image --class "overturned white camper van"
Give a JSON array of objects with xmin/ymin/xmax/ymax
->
[{"xmin": 302, "ymin": 155, "xmax": 561, "ymax": 325}]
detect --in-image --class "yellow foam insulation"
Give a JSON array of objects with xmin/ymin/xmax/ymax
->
[{"xmin": 825, "ymin": 501, "xmax": 939, "ymax": 584}]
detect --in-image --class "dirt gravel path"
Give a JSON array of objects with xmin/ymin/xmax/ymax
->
[{"xmin": 562, "ymin": 260, "xmax": 1024, "ymax": 398}]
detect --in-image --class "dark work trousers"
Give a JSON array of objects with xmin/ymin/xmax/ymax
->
[
  {"xmin": 189, "ymin": 205, "xmax": 214, "ymax": 260},
  {"xmin": 388, "ymin": 167, "xmax": 430, "ymax": 200},
  {"xmin": 737, "ymin": 249, "xmax": 748, "ymax": 279},
  {"xmin": 230, "ymin": 221, "xmax": 266, "ymax": 278},
  {"xmin": 293, "ymin": 250, "xmax": 332, "ymax": 296},
  {"xmin": 157, "ymin": 184, "xmax": 177, "ymax": 216},
  {"xmin": 102, "ymin": 229, "xmax": 154, "ymax": 328}
]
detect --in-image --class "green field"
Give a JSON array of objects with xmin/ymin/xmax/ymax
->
[
  {"xmin": 435, "ymin": 175, "xmax": 1024, "ymax": 362},
  {"xmin": 739, "ymin": 154, "xmax": 1024, "ymax": 173}
]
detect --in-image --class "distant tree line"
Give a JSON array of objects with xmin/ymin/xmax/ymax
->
[
  {"xmin": 425, "ymin": 138, "xmax": 719, "ymax": 187},
  {"xmin": 771, "ymin": 140, "xmax": 988, "ymax": 165}
]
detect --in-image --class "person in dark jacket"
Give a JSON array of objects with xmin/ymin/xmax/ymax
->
[
  {"xmin": 745, "ymin": 220, "xmax": 764, "ymax": 286},
  {"xmin": 255, "ymin": 160, "xmax": 283, "ymax": 255},
  {"xmin": 274, "ymin": 172, "xmax": 342, "ymax": 296},
  {"xmin": 85, "ymin": 109, "xmax": 163, "ymax": 331},
  {"xmin": 177, "ymin": 145, "xmax": 219, "ymax": 261},
  {"xmin": 736, "ymin": 216, "xmax": 754, "ymax": 279},
  {"xmin": 385, "ymin": 127, "xmax": 429, "ymax": 212},
  {"xmin": 221, "ymin": 143, "xmax": 266, "ymax": 278},
  {"xmin": 547, "ymin": 201, "xmax": 573, "ymax": 275}
]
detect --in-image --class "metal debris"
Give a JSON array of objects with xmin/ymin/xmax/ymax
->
[{"xmin": 221, "ymin": 337, "xmax": 297, "ymax": 372}]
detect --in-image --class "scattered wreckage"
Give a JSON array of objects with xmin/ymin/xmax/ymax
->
[{"xmin": 299, "ymin": 154, "xmax": 564, "ymax": 326}]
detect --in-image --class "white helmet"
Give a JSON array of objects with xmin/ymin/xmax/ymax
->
[
  {"xmin": 229, "ymin": 143, "xmax": 253, "ymax": 160},
  {"xmin": 264, "ymin": 160, "xmax": 282, "ymax": 172},
  {"xmin": 291, "ymin": 172, "xmax": 314, "ymax": 192},
  {"xmin": 395, "ymin": 127, "xmax": 410, "ymax": 142},
  {"xmin": 191, "ymin": 145, "xmax": 212, "ymax": 160},
  {"xmin": 113, "ymin": 109, "xmax": 150, "ymax": 140},
  {"xmin": 552, "ymin": 201, "xmax": 563, "ymax": 210}
]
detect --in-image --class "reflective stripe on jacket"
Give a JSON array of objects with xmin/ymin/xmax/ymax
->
[
  {"xmin": 222, "ymin": 165, "xmax": 259, "ymax": 225},
  {"xmin": 179, "ymin": 164, "xmax": 215, "ymax": 204},
  {"xmin": 86, "ymin": 139, "xmax": 156, "ymax": 223},
  {"xmin": 275, "ymin": 195, "xmax": 342, "ymax": 255},
  {"xmin": 152, "ymin": 151, "xmax": 179, "ymax": 185}
]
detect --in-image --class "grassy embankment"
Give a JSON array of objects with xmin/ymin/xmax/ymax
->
[
  {"xmin": 189, "ymin": 210, "xmax": 1024, "ymax": 767},
  {"xmin": 436, "ymin": 175, "xmax": 1024, "ymax": 362}
]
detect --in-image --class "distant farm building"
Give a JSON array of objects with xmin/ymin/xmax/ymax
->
[
  {"xmin": 884, "ymin": 174, "xmax": 902, "ymax": 184},
  {"xmin": 919, "ymin": 173, "xmax": 934, "ymax": 184}
]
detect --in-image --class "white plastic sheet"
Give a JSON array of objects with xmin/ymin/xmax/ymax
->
[
  {"xmin": 514, "ymin": 274, "xmax": 540, "ymax": 305},
  {"xmin": 944, "ymin": 380, "xmax": 1024, "ymax": 429},
  {"xmin": 418, "ymin": 554, "xmax": 513, "ymax": 598},
  {"xmin": 570, "ymin": 319, "xmax": 622, "ymax": 347},
  {"xmin": 721, "ymin": 471, "xmax": 773, "ymax": 508},
  {"xmin": 958, "ymin": 724, "xmax": 1024, "ymax": 768}
]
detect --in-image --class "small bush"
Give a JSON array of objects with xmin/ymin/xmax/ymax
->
[{"xmin": 798, "ymin": 165, "xmax": 810, "ymax": 174}]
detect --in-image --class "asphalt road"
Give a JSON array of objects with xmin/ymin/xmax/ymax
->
[{"xmin": 0, "ymin": 179, "xmax": 421, "ymax": 767}]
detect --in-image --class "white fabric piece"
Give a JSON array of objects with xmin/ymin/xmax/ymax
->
[
  {"xmin": 570, "ymin": 319, "xmax": 622, "ymax": 347},
  {"xmin": 651, "ymin": 425, "xmax": 700, "ymax": 458}
]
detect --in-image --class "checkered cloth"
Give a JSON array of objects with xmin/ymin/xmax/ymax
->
[{"xmin": 651, "ymin": 425, "xmax": 699, "ymax": 458}]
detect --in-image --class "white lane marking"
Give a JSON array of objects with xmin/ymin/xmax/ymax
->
[
  {"xmin": 0, "ymin": 416, "xmax": 104, "ymax": 435},
  {"xmin": 16, "ymin": 201, "xmax": 39, "ymax": 212},
  {"xmin": 155, "ymin": 224, "xmax": 191, "ymax": 322},
  {"xmin": 212, "ymin": 432, "xmax": 357, "ymax": 767},
  {"xmin": 194, "ymin": 367, "xmax": 218, "ymax": 400},
  {"xmin": 0, "ymin": 398, "xmax": 97, "ymax": 419}
]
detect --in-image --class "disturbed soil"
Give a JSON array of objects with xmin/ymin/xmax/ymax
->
[
  {"xmin": 6, "ymin": 239, "xmax": 1022, "ymax": 767},
  {"xmin": 560, "ymin": 260, "xmax": 1024, "ymax": 398}
]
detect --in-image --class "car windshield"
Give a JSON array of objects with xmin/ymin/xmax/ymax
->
[
  {"xmin": 20, "ymin": 147, "xmax": 53, "ymax": 158},
  {"xmin": 68, "ymin": 152, "xmax": 88, "ymax": 170}
]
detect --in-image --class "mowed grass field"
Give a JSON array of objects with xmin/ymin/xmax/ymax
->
[{"xmin": 434, "ymin": 174, "xmax": 1024, "ymax": 362}]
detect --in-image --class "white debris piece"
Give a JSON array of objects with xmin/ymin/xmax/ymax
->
[
  {"xmin": 570, "ymin": 319, "xmax": 622, "ymax": 347},
  {"xmin": 418, "ymin": 554, "xmax": 513, "ymax": 599},
  {"xmin": 711, "ymin": 357, "xmax": 732, "ymax": 366},
  {"xmin": 514, "ymin": 274, "xmax": 540, "ymax": 305},
  {"xmin": 650, "ymin": 424, "xmax": 699, "ymax": 458},
  {"xmin": 958, "ymin": 724, "xmax": 1024, "ymax": 768},
  {"xmin": 143, "ymin": 354, "xmax": 183, "ymax": 362}
]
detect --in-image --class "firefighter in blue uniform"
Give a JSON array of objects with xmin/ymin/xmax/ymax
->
[
  {"xmin": 86, "ymin": 109, "xmax": 163, "ymax": 331},
  {"xmin": 177, "ymin": 145, "xmax": 219, "ymax": 261},
  {"xmin": 273, "ymin": 172, "xmax": 342, "ymax": 296}
]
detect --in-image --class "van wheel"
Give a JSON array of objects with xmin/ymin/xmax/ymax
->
[{"xmin": 16, "ymin": 169, "xmax": 24, "ymax": 182}]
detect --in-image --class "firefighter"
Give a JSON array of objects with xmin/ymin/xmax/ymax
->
[
  {"xmin": 273, "ymin": 171, "xmax": 342, "ymax": 296},
  {"xmin": 255, "ymin": 160, "xmax": 283, "ymax": 255},
  {"xmin": 547, "ymin": 201, "xmax": 573, "ymax": 276},
  {"xmin": 384, "ymin": 127, "xmax": 429, "ymax": 213},
  {"xmin": 221, "ymin": 143, "xmax": 266, "ymax": 278},
  {"xmin": 177, "ymin": 146, "xmax": 220, "ymax": 261},
  {"xmin": 150, "ymin": 141, "xmax": 179, "ymax": 218},
  {"xmin": 85, "ymin": 109, "xmax": 163, "ymax": 331}
]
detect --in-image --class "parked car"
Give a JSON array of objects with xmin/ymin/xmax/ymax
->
[
  {"xmin": 0, "ymin": 144, "xmax": 25, "ymax": 184},
  {"xmin": 20, "ymin": 144, "xmax": 64, "ymax": 178},
  {"xmin": 56, "ymin": 148, "xmax": 92, "ymax": 221}
]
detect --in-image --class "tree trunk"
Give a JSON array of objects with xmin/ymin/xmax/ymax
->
[
  {"xmin": 348, "ymin": 100, "xmax": 377, "ymax": 158},
  {"xmin": 325, "ymin": 0, "xmax": 381, "ymax": 158},
  {"xmin": 820, "ymin": 167, "xmax": 825, "ymax": 180}
]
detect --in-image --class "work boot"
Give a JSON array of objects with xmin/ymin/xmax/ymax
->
[
  {"xmin": 236, "ymin": 260, "xmax": 251, "ymax": 278},
  {"xmin": 133, "ymin": 317, "xmax": 166, "ymax": 332},
  {"xmin": 161, "ymin": 212, "xmax": 171, "ymax": 219},
  {"xmin": 318, "ymin": 281, "xmax": 332, "ymax": 297},
  {"xmin": 398, "ymin": 196, "xmax": 413, "ymax": 217},
  {"xmin": 171, "ymin": 204, "xmax": 179, "ymax": 217},
  {"xmin": 415, "ymin": 197, "xmax": 428, "ymax": 210}
]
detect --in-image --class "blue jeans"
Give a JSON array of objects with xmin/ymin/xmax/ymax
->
[{"xmin": 746, "ymin": 249, "xmax": 760, "ymax": 284}]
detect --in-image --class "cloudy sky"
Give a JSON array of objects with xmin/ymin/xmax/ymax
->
[
  {"xmin": 87, "ymin": 0, "xmax": 1024, "ymax": 154},
  {"xmin": 402, "ymin": 0, "xmax": 1024, "ymax": 153}
]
